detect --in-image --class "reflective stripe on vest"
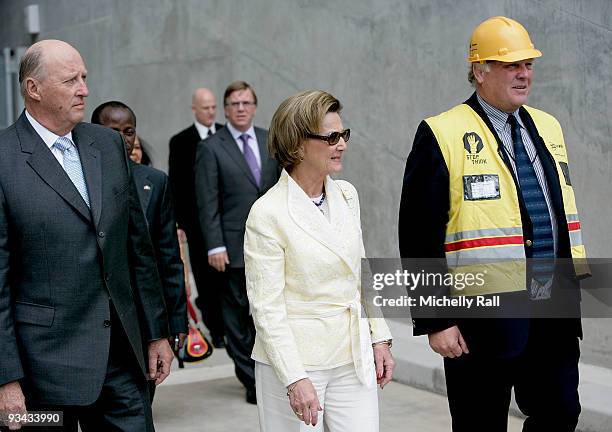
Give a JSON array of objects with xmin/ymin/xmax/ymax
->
[{"xmin": 566, "ymin": 213, "xmax": 583, "ymax": 248}]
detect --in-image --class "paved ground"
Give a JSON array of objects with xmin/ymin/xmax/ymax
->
[{"xmin": 152, "ymin": 347, "xmax": 523, "ymax": 431}]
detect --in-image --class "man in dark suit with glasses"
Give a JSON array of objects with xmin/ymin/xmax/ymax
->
[{"xmin": 195, "ymin": 80, "xmax": 279, "ymax": 404}]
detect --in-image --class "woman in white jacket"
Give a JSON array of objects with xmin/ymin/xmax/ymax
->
[{"xmin": 244, "ymin": 90, "xmax": 394, "ymax": 431}]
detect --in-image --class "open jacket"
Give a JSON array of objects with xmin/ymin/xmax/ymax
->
[
  {"xmin": 399, "ymin": 93, "xmax": 582, "ymax": 357},
  {"xmin": 244, "ymin": 170, "xmax": 391, "ymax": 387}
]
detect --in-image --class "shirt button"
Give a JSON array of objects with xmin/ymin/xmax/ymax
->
[
  {"xmin": 103, "ymin": 320, "xmax": 111, "ymax": 327},
  {"xmin": 104, "ymin": 273, "xmax": 110, "ymax": 281},
  {"xmin": 98, "ymin": 231, "xmax": 105, "ymax": 238},
  {"xmin": 525, "ymin": 239, "xmax": 533, "ymax": 247}
]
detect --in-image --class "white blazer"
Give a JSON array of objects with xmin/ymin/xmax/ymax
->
[{"xmin": 244, "ymin": 170, "xmax": 391, "ymax": 387}]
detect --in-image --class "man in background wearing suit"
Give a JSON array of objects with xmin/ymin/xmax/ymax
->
[
  {"xmin": 168, "ymin": 88, "xmax": 226, "ymax": 348},
  {"xmin": 92, "ymin": 101, "xmax": 188, "ymax": 374},
  {"xmin": 195, "ymin": 81, "xmax": 279, "ymax": 404},
  {"xmin": 0, "ymin": 40, "xmax": 173, "ymax": 431}
]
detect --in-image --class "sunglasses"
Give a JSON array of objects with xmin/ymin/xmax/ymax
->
[
  {"xmin": 227, "ymin": 101, "xmax": 256, "ymax": 109},
  {"xmin": 307, "ymin": 128, "xmax": 350, "ymax": 146}
]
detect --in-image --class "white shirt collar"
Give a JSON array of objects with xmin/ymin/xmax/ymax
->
[
  {"xmin": 193, "ymin": 119, "xmax": 216, "ymax": 140},
  {"xmin": 25, "ymin": 110, "xmax": 74, "ymax": 149},
  {"xmin": 225, "ymin": 121, "xmax": 255, "ymax": 142},
  {"xmin": 476, "ymin": 92, "xmax": 524, "ymax": 132}
]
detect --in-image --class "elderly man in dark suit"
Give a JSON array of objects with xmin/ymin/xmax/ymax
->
[
  {"xmin": 168, "ymin": 88, "xmax": 225, "ymax": 348},
  {"xmin": 92, "ymin": 101, "xmax": 187, "ymax": 366},
  {"xmin": 0, "ymin": 40, "xmax": 173, "ymax": 431},
  {"xmin": 195, "ymin": 81, "xmax": 279, "ymax": 404}
]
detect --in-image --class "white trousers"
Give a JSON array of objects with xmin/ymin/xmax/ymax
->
[{"xmin": 255, "ymin": 361, "xmax": 379, "ymax": 432}]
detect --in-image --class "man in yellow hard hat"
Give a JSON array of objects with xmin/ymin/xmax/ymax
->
[{"xmin": 399, "ymin": 16, "xmax": 587, "ymax": 431}]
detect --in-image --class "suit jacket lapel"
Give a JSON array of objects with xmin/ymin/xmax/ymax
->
[
  {"xmin": 17, "ymin": 114, "xmax": 92, "ymax": 223},
  {"xmin": 218, "ymin": 127, "xmax": 259, "ymax": 188},
  {"xmin": 255, "ymin": 128, "xmax": 267, "ymax": 183},
  {"xmin": 188, "ymin": 124, "xmax": 200, "ymax": 143},
  {"xmin": 73, "ymin": 126, "xmax": 102, "ymax": 227},
  {"xmin": 285, "ymin": 171, "xmax": 357, "ymax": 274},
  {"xmin": 133, "ymin": 170, "xmax": 153, "ymax": 218},
  {"xmin": 325, "ymin": 175, "xmax": 353, "ymax": 245}
]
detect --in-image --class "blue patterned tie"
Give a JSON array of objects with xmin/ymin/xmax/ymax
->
[
  {"xmin": 54, "ymin": 137, "xmax": 91, "ymax": 208},
  {"xmin": 239, "ymin": 134, "xmax": 261, "ymax": 186},
  {"xmin": 508, "ymin": 115, "xmax": 554, "ymax": 293}
]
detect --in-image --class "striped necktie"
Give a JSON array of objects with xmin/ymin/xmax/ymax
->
[
  {"xmin": 507, "ymin": 114, "xmax": 554, "ymax": 294},
  {"xmin": 53, "ymin": 136, "xmax": 91, "ymax": 208}
]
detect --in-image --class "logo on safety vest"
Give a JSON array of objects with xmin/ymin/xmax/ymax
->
[
  {"xmin": 463, "ymin": 132, "xmax": 487, "ymax": 165},
  {"xmin": 463, "ymin": 132, "xmax": 483, "ymax": 154}
]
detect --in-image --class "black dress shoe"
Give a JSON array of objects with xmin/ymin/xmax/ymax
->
[
  {"xmin": 246, "ymin": 388, "xmax": 257, "ymax": 404},
  {"xmin": 212, "ymin": 335, "xmax": 226, "ymax": 349}
]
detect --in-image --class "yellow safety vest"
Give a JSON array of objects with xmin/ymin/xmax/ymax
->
[{"xmin": 425, "ymin": 103, "xmax": 587, "ymax": 296}]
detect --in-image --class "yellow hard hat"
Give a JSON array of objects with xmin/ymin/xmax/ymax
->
[{"xmin": 468, "ymin": 16, "xmax": 542, "ymax": 63}]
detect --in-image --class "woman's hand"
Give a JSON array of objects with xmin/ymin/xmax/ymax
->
[
  {"xmin": 373, "ymin": 343, "xmax": 395, "ymax": 389},
  {"xmin": 287, "ymin": 378, "xmax": 323, "ymax": 426}
]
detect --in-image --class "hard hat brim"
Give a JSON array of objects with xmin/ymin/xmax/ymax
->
[{"xmin": 469, "ymin": 48, "xmax": 542, "ymax": 63}]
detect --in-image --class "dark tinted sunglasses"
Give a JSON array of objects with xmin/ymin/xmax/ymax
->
[{"xmin": 307, "ymin": 128, "xmax": 350, "ymax": 146}]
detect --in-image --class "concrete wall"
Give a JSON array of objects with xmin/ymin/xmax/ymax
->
[{"xmin": 2, "ymin": 0, "xmax": 611, "ymax": 366}]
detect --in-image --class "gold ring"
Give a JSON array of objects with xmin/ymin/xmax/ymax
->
[{"xmin": 295, "ymin": 411, "xmax": 303, "ymax": 416}]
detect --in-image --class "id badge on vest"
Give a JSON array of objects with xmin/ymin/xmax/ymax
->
[{"xmin": 463, "ymin": 174, "xmax": 500, "ymax": 200}]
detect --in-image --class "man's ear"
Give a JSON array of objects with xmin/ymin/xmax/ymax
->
[
  {"xmin": 472, "ymin": 64, "xmax": 486, "ymax": 85},
  {"xmin": 25, "ymin": 77, "xmax": 42, "ymax": 101}
]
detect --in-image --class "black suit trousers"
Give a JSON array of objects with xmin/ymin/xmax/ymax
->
[
  {"xmin": 189, "ymin": 236, "xmax": 225, "ymax": 339},
  {"xmin": 222, "ymin": 268, "xmax": 256, "ymax": 391},
  {"xmin": 444, "ymin": 320, "xmax": 580, "ymax": 432}
]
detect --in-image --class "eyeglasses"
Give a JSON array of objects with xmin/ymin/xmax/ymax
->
[
  {"xmin": 226, "ymin": 101, "xmax": 256, "ymax": 109},
  {"xmin": 306, "ymin": 129, "xmax": 350, "ymax": 146}
]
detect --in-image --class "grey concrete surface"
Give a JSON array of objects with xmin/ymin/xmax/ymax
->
[
  {"xmin": 152, "ymin": 318, "xmax": 611, "ymax": 431},
  {"xmin": 153, "ymin": 345, "xmax": 523, "ymax": 431},
  {"xmin": 1, "ymin": 0, "xmax": 611, "ymax": 367}
]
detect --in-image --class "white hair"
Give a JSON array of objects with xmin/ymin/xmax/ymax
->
[{"xmin": 468, "ymin": 62, "xmax": 491, "ymax": 87}]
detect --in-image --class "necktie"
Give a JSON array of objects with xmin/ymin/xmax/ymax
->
[
  {"xmin": 207, "ymin": 129, "xmax": 213, "ymax": 137},
  {"xmin": 507, "ymin": 115, "xmax": 554, "ymax": 294},
  {"xmin": 239, "ymin": 134, "xmax": 261, "ymax": 186},
  {"xmin": 53, "ymin": 137, "xmax": 91, "ymax": 208}
]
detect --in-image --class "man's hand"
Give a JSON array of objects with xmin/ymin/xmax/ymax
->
[
  {"xmin": 0, "ymin": 381, "xmax": 26, "ymax": 430},
  {"xmin": 208, "ymin": 251, "xmax": 229, "ymax": 272},
  {"xmin": 148, "ymin": 339, "xmax": 174, "ymax": 385},
  {"xmin": 428, "ymin": 325, "xmax": 469, "ymax": 358}
]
